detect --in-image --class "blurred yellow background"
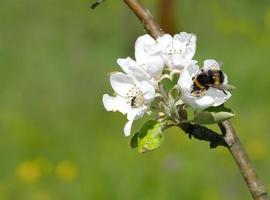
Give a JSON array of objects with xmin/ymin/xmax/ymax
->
[{"xmin": 0, "ymin": 0, "xmax": 269, "ymax": 199}]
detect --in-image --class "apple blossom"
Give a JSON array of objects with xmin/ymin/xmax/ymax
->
[
  {"xmin": 157, "ymin": 32, "xmax": 196, "ymax": 70},
  {"xmin": 117, "ymin": 35, "xmax": 164, "ymax": 81},
  {"xmin": 103, "ymin": 72, "xmax": 155, "ymax": 136}
]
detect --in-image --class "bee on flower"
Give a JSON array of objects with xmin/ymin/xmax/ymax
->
[{"xmin": 178, "ymin": 60, "xmax": 232, "ymax": 110}]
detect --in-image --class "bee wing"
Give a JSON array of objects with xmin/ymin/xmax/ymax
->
[
  {"xmin": 207, "ymin": 84, "xmax": 235, "ymax": 91},
  {"xmin": 204, "ymin": 60, "xmax": 220, "ymax": 71},
  {"xmin": 217, "ymin": 61, "xmax": 223, "ymax": 67}
]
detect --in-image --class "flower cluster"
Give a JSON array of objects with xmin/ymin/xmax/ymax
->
[{"xmin": 103, "ymin": 33, "xmax": 233, "ymax": 137}]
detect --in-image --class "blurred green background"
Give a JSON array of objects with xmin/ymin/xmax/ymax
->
[{"xmin": 0, "ymin": 0, "xmax": 269, "ymax": 199}]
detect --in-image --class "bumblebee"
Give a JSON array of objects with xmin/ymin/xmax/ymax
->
[{"xmin": 191, "ymin": 69, "xmax": 230, "ymax": 96}]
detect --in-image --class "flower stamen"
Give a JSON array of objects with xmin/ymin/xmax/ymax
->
[{"xmin": 126, "ymin": 86, "xmax": 145, "ymax": 108}]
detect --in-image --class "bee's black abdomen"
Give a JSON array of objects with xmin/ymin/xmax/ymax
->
[
  {"xmin": 218, "ymin": 70, "xmax": 225, "ymax": 84},
  {"xmin": 207, "ymin": 69, "xmax": 225, "ymax": 85}
]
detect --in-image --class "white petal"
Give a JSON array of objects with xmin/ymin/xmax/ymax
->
[
  {"xmin": 142, "ymin": 57, "xmax": 164, "ymax": 78},
  {"xmin": 135, "ymin": 34, "xmax": 159, "ymax": 54},
  {"xmin": 138, "ymin": 81, "xmax": 155, "ymax": 102},
  {"xmin": 110, "ymin": 72, "xmax": 134, "ymax": 97},
  {"xmin": 182, "ymin": 94, "xmax": 215, "ymax": 111},
  {"xmin": 193, "ymin": 95, "xmax": 215, "ymax": 110},
  {"xmin": 178, "ymin": 60, "xmax": 199, "ymax": 92},
  {"xmin": 156, "ymin": 34, "xmax": 173, "ymax": 51},
  {"xmin": 135, "ymin": 34, "xmax": 157, "ymax": 57},
  {"xmin": 117, "ymin": 57, "xmax": 137, "ymax": 73},
  {"xmin": 172, "ymin": 38, "xmax": 186, "ymax": 52},
  {"xmin": 124, "ymin": 108, "xmax": 146, "ymax": 136},
  {"xmin": 203, "ymin": 59, "xmax": 220, "ymax": 71},
  {"xmin": 117, "ymin": 57, "xmax": 151, "ymax": 81},
  {"xmin": 135, "ymin": 35, "xmax": 164, "ymax": 78},
  {"xmin": 128, "ymin": 107, "xmax": 146, "ymax": 121},
  {"xmin": 137, "ymin": 54, "xmax": 164, "ymax": 79},
  {"xmin": 171, "ymin": 55, "xmax": 182, "ymax": 66},
  {"xmin": 182, "ymin": 45, "xmax": 196, "ymax": 63},
  {"xmin": 205, "ymin": 88, "xmax": 231, "ymax": 106},
  {"xmin": 103, "ymin": 94, "xmax": 129, "ymax": 114},
  {"xmin": 124, "ymin": 120, "xmax": 133, "ymax": 136},
  {"xmin": 174, "ymin": 32, "xmax": 196, "ymax": 45},
  {"xmin": 174, "ymin": 32, "xmax": 196, "ymax": 61},
  {"xmin": 161, "ymin": 33, "xmax": 196, "ymax": 69}
]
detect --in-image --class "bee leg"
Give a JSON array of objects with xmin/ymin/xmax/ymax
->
[
  {"xmin": 198, "ymin": 88, "xmax": 207, "ymax": 97},
  {"xmin": 221, "ymin": 89, "xmax": 227, "ymax": 95},
  {"xmin": 191, "ymin": 90, "xmax": 199, "ymax": 97},
  {"xmin": 190, "ymin": 89, "xmax": 196, "ymax": 96}
]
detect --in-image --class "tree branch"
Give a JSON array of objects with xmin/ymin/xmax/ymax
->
[
  {"xmin": 219, "ymin": 121, "xmax": 268, "ymax": 200},
  {"xmin": 123, "ymin": 0, "xmax": 269, "ymax": 199},
  {"xmin": 123, "ymin": 0, "xmax": 163, "ymax": 38}
]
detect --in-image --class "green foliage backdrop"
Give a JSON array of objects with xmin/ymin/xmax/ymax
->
[{"xmin": 0, "ymin": 0, "xmax": 269, "ymax": 199}]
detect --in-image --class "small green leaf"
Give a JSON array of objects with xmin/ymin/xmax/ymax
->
[
  {"xmin": 204, "ymin": 105, "xmax": 233, "ymax": 113},
  {"xmin": 174, "ymin": 98, "xmax": 183, "ymax": 107},
  {"xmin": 159, "ymin": 74, "xmax": 172, "ymax": 81},
  {"xmin": 192, "ymin": 106, "xmax": 235, "ymax": 124},
  {"xmin": 130, "ymin": 132, "xmax": 139, "ymax": 148},
  {"xmin": 130, "ymin": 120, "xmax": 164, "ymax": 153},
  {"xmin": 163, "ymin": 104, "xmax": 171, "ymax": 117}
]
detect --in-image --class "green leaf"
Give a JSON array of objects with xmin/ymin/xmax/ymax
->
[
  {"xmin": 204, "ymin": 105, "xmax": 234, "ymax": 113},
  {"xmin": 130, "ymin": 120, "xmax": 164, "ymax": 153},
  {"xmin": 174, "ymin": 98, "xmax": 183, "ymax": 107},
  {"xmin": 159, "ymin": 74, "xmax": 173, "ymax": 81},
  {"xmin": 130, "ymin": 132, "xmax": 139, "ymax": 148},
  {"xmin": 192, "ymin": 106, "xmax": 235, "ymax": 125}
]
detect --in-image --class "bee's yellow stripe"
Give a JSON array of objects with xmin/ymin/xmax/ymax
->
[
  {"xmin": 194, "ymin": 79, "xmax": 204, "ymax": 89},
  {"xmin": 214, "ymin": 71, "xmax": 220, "ymax": 85}
]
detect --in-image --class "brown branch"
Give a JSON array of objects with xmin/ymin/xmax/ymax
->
[
  {"xmin": 219, "ymin": 121, "xmax": 268, "ymax": 200},
  {"xmin": 123, "ymin": 0, "xmax": 269, "ymax": 199},
  {"xmin": 123, "ymin": 0, "xmax": 164, "ymax": 38}
]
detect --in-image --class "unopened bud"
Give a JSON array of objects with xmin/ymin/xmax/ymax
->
[{"xmin": 158, "ymin": 112, "xmax": 166, "ymax": 118}]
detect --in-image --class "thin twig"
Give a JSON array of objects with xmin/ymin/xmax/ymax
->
[{"xmin": 122, "ymin": 0, "xmax": 268, "ymax": 199}]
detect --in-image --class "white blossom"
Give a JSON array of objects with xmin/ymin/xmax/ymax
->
[
  {"xmin": 117, "ymin": 34, "xmax": 164, "ymax": 80},
  {"xmin": 157, "ymin": 32, "xmax": 196, "ymax": 70},
  {"xmin": 178, "ymin": 60, "xmax": 231, "ymax": 110},
  {"xmin": 117, "ymin": 57, "xmax": 153, "ymax": 83},
  {"xmin": 103, "ymin": 72, "xmax": 155, "ymax": 136}
]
